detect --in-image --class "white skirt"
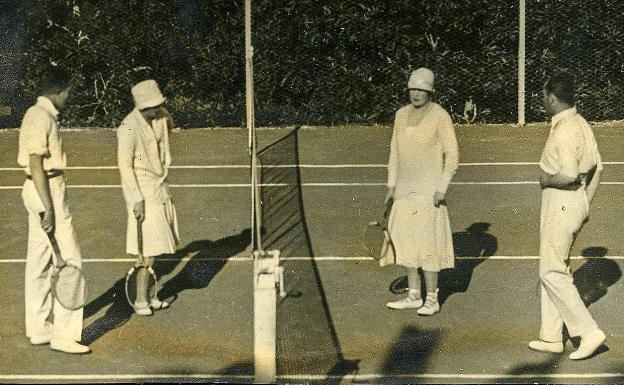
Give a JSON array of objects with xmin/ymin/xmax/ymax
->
[
  {"xmin": 126, "ymin": 176, "xmax": 180, "ymax": 257},
  {"xmin": 380, "ymin": 194, "xmax": 454, "ymax": 271}
]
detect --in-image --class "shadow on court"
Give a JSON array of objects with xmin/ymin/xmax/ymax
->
[
  {"xmin": 258, "ymin": 127, "xmax": 359, "ymax": 380},
  {"xmin": 389, "ymin": 222, "xmax": 498, "ymax": 305},
  {"xmin": 503, "ymin": 246, "xmax": 620, "ymax": 375},
  {"xmin": 81, "ymin": 229, "xmax": 250, "ymax": 345},
  {"xmin": 379, "ymin": 326, "xmax": 441, "ymax": 375},
  {"xmin": 574, "ymin": 247, "xmax": 622, "ymax": 307},
  {"xmin": 145, "ymin": 362, "xmax": 254, "ymax": 383}
]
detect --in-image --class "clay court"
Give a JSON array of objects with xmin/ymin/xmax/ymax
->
[{"xmin": 0, "ymin": 124, "xmax": 623, "ymax": 383}]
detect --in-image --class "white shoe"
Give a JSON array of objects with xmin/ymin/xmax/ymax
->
[
  {"xmin": 50, "ymin": 340, "xmax": 90, "ymax": 354},
  {"xmin": 134, "ymin": 300, "xmax": 153, "ymax": 316},
  {"xmin": 150, "ymin": 298, "xmax": 169, "ymax": 310},
  {"xmin": 417, "ymin": 290, "xmax": 440, "ymax": 316},
  {"xmin": 30, "ymin": 333, "xmax": 52, "ymax": 345},
  {"xmin": 386, "ymin": 291, "xmax": 423, "ymax": 310},
  {"xmin": 528, "ymin": 340, "xmax": 564, "ymax": 353},
  {"xmin": 569, "ymin": 329, "xmax": 606, "ymax": 360}
]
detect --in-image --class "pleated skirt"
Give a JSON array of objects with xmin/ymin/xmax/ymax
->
[
  {"xmin": 126, "ymin": 175, "xmax": 180, "ymax": 257},
  {"xmin": 379, "ymin": 194, "xmax": 454, "ymax": 272}
]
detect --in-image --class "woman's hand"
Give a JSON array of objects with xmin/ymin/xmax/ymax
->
[
  {"xmin": 433, "ymin": 191, "xmax": 446, "ymax": 207},
  {"xmin": 134, "ymin": 200, "xmax": 145, "ymax": 222}
]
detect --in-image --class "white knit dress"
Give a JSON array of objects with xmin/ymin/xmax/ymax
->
[
  {"xmin": 379, "ymin": 102, "xmax": 458, "ymax": 272},
  {"xmin": 117, "ymin": 111, "xmax": 180, "ymax": 257}
]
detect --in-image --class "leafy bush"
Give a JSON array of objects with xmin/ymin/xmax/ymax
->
[{"xmin": 9, "ymin": 0, "xmax": 624, "ymax": 127}]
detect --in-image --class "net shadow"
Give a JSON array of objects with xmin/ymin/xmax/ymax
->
[{"xmin": 257, "ymin": 127, "xmax": 359, "ymax": 379}]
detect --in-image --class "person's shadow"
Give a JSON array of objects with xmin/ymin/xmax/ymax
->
[
  {"xmin": 389, "ymin": 222, "xmax": 497, "ymax": 305},
  {"xmin": 562, "ymin": 246, "xmax": 622, "ymax": 353},
  {"xmin": 82, "ymin": 229, "xmax": 250, "ymax": 345}
]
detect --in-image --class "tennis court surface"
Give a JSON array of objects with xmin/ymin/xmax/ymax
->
[{"xmin": 0, "ymin": 124, "xmax": 623, "ymax": 383}]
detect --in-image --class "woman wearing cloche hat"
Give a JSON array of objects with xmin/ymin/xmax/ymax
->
[
  {"xmin": 380, "ymin": 68, "xmax": 459, "ymax": 316},
  {"xmin": 116, "ymin": 79, "xmax": 180, "ymax": 316}
]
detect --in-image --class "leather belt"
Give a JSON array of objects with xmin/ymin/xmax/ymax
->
[
  {"xmin": 555, "ymin": 173, "xmax": 587, "ymax": 191},
  {"xmin": 26, "ymin": 169, "xmax": 64, "ymax": 180}
]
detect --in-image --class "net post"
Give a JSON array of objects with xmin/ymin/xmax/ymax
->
[{"xmin": 253, "ymin": 249, "xmax": 280, "ymax": 383}]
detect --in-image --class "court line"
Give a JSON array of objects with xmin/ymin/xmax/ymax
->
[
  {"xmin": 1, "ymin": 161, "xmax": 624, "ymax": 171},
  {"xmin": 1, "ymin": 255, "xmax": 624, "ymax": 263},
  {"xmin": 1, "ymin": 372, "xmax": 622, "ymax": 382},
  {"xmin": 0, "ymin": 374, "xmax": 254, "ymax": 381},
  {"xmin": 283, "ymin": 373, "xmax": 624, "ymax": 381},
  {"xmin": 4, "ymin": 181, "xmax": 624, "ymax": 190}
]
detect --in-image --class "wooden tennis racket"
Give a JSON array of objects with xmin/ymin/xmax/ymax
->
[
  {"xmin": 40, "ymin": 213, "xmax": 87, "ymax": 310},
  {"xmin": 125, "ymin": 217, "xmax": 157, "ymax": 309},
  {"xmin": 362, "ymin": 198, "xmax": 396, "ymax": 260}
]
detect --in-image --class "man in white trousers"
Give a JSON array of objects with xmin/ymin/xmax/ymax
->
[
  {"xmin": 18, "ymin": 66, "xmax": 89, "ymax": 354},
  {"xmin": 529, "ymin": 73, "xmax": 605, "ymax": 360}
]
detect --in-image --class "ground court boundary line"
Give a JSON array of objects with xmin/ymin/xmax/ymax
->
[
  {"xmin": 1, "ymin": 372, "xmax": 622, "ymax": 381},
  {"xmin": 1, "ymin": 255, "xmax": 624, "ymax": 263},
  {"xmin": 1, "ymin": 161, "xmax": 624, "ymax": 171},
  {"xmin": 5, "ymin": 181, "xmax": 624, "ymax": 190},
  {"xmin": 282, "ymin": 373, "xmax": 624, "ymax": 381}
]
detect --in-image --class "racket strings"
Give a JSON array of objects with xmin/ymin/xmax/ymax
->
[
  {"xmin": 125, "ymin": 266, "xmax": 157, "ymax": 308},
  {"xmin": 53, "ymin": 265, "xmax": 87, "ymax": 310}
]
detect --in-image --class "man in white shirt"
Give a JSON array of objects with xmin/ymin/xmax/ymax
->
[
  {"xmin": 529, "ymin": 73, "xmax": 605, "ymax": 360},
  {"xmin": 18, "ymin": 66, "xmax": 89, "ymax": 354}
]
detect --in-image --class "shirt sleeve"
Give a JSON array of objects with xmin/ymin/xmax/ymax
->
[
  {"xmin": 387, "ymin": 111, "xmax": 399, "ymax": 188},
  {"xmin": 553, "ymin": 128, "xmax": 579, "ymax": 178},
  {"xmin": 20, "ymin": 109, "xmax": 49, "ymax": 156},
  {"xmin": 117, "ymin": 123, "xmax": 144, "ymax": 204},
  {"xmin": 436, "ymin": 110, "xmax": 459, "ymax": 194}
]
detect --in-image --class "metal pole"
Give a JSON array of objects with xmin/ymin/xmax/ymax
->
[
  {"xmin": 518, "ymin": 0, "xmax": 526, "ymax": 126},
  {"xmin": 245, "ymin": 0, "xmax": 257, "ymax": 250}
]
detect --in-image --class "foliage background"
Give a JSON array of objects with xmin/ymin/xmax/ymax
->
[{"xmin": 1, "ymin": 0, "xmax": 623, "ymax": 127}]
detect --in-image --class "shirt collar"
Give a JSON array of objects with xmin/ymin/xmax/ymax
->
[
  {"xmin": 36, "ymin": 96, "xmax": 60, "ymax": 118},
  {"xmin": 551, "ymin": 106, "xmax": 577, "ymax": 128}
]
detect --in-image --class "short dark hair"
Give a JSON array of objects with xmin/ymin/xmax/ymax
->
[
  {"xmin": 40, "ymin": 66, "xmax": 72, "ymax": 94},
  {"xmin": 544, "ymin": 73, "xmax": 576, "ymax": 106}
]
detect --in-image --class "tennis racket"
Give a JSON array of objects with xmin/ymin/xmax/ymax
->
[
  {"xmin": 125, "ymin": 217, "xmax": 157, "ymax": 309},
  {"xmin": 362, "ymin": 198, "xmax": 395, "ymax": 260},
  {"xmin": 40, "ymin": 213, "xmax": 87, "ymax": 310}
]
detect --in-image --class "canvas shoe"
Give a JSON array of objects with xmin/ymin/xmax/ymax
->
[
  {"xmin": 417, "ymin": 289, "xmax": 440, "ymax": 316},
  {"xmin": 569, "ymin": 329, "xmax": 606, "ymax": 360},
  {"xmin": 30, "ymin": 333, "xmax": 52, "ymax": 345},
  {"xmin": 150, "ymin": 298, "xmax": 170, "ymax": 310},
  {"xmin": 51, "ymin": 340, "xmax": 90, "ymax": 354},
  {"xmin": 134, "ymin": 301, "xmax": 153, "ymax": 316},
  {"xmin": 528, "ymin": 340, "xmax": 564, "ymax": 353},
  {"xmin": 387, "ymin": 291, "xmax": 423, "ymax": 310}
]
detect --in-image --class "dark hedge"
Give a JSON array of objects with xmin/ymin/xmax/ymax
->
[{"xmin": 3, "ymin": 0, "xmax": 624, "ymax": 127}]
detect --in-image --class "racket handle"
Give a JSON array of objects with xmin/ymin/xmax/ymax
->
[
  {"xmin": 383, "ymin": 197, "xmax": 394, "ymax": 219},
  {"xmin": 39, "ymin": 212, "xmax": 66, "ymax": 267},
  {"xmin": 136, "ymin": 217, "xmax": 145, "ymax": 263}
]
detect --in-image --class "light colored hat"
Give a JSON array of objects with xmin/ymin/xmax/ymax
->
[
  {"xmin": 407, "ymin": 68, "xmax": 435, "ymax": 92},
  {"xmin": 131, "ymin": 80, "xmax": 166, "ymax": 109}
]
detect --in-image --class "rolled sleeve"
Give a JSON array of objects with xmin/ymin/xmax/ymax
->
[
  {"xmin": 553, "ymin": 129, "xmax": 579, "ymax": 178},
  {"xmin": 21, "ymin": 110, "xmax": 49, "ymax": 156}
]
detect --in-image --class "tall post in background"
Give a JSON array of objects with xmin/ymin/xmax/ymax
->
[
  {"xmin": 246, "ymin": 0, "xmax": 255, "ymax": 153},
  {"xmin": 518, "ymin": 0, "xmax": 526, "ymax": 126}
]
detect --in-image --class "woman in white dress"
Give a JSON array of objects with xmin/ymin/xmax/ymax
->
[
  {"xmin": 381, "ymin": 68, "xmax": 459, "ymax": 315},
  {"xmin": 117, "ymin": 80, "xmax": 180, "ymax": 316}
]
